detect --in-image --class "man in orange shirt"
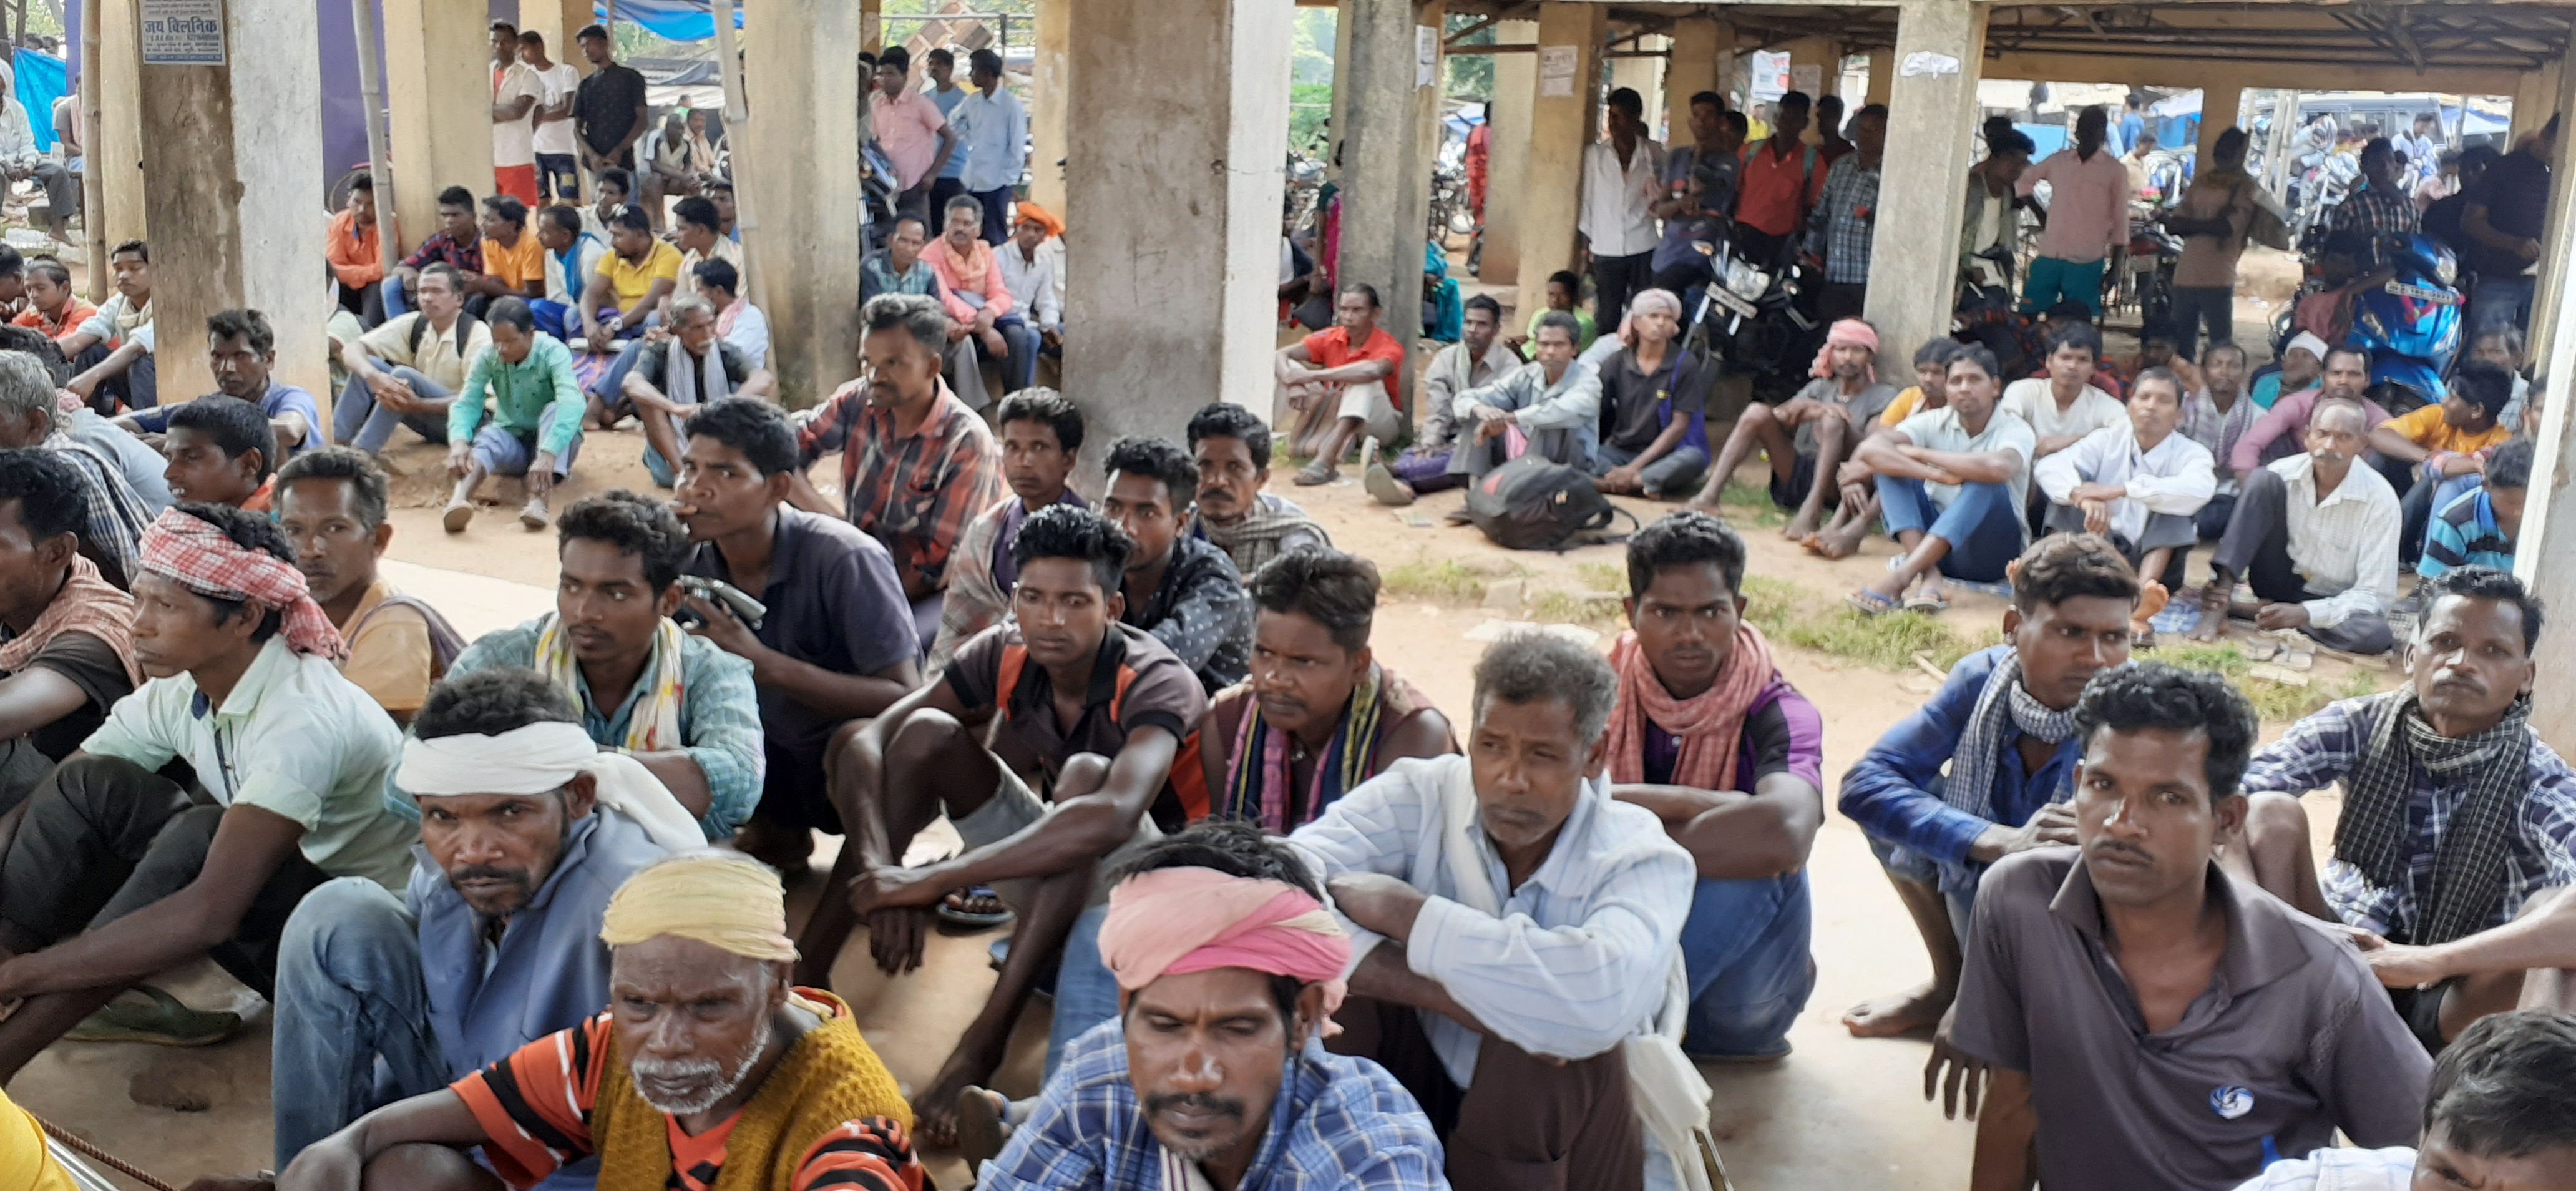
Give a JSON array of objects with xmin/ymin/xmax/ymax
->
[
  {"xmin": 12, "ymin": 258, "xmax": 95, "ymax": 350},
  {"xmin": 1732, "ymin": 90, "xmax": 1825, "ymax": 268},
  {"xmin": 1276, "ymin": 282, "xmax": 1403, "ymax": 486},
  {"xmin": 467, "ymin": 195, "xmax": 544, "ymax": 306},
  {"xmin": 2372, "ymin": 360, "xmax": 2517, "ymax": 569},
  {"xmin": 326, "ymin": 177, "xmax": 385, "ymax": 325}
]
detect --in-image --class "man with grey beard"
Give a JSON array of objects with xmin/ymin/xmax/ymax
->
[{"xmin": 268, "ymin": 851, "xmax": 923, "ymax": 1191}]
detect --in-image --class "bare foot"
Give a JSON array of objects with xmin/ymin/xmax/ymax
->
[
  {"xmin": 1781, "ymin": 509, "xmax": 1823, "ymax": 540},
  {"xmin": 1808, "ymin": 523, "xmax": 1866, "ymax": 560},
  {"xmin": 1842, "ymin": 982, "xmax": 1954, "ymax": 1037},
  {"xmin": 2188, "ymin": 586, "xmax": 2230, "ymax": 644},
  {"xmin": 912, "ymin": 1032, "xmax": 1012, "ymax": 1149}
]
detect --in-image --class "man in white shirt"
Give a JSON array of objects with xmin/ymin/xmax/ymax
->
[
  {"xmin": 691, "ymin": 258, "xmax": 768, "ymax": 369},
  {"xmin": 489, "ymin": 21, "xmax": 543, "ymax": 206},
  {"xmin": 2035, "ymin": 366, "xmax": 2214, "ymax": 603},
  {"xmin": 2191, "ymin": 398, "xmax": 2399, "ymax": 654},
  {"xmin": 530, "ymin": 203, "xmax": 607, "ymax": 341},
  {"xmin": 2000, "ymin": 323, "xmax": 2125, "ymax": 459},
  {"xmin": 334, "ymin": 263, "xmax": 490, "ymax": 454},
  {"xmin": 1578, "ymin": 87, "xmax": 1664, "ymax": 330},
  {"xmin": 997, "ymin": 210, "xmax": 1060, "ymax": 354},
  {"xmin": 952, "ymin": 49, "xmax": 1027, "ymax": 246},
  {"xmin": 1290, "ymin": 631, "xmax": 1695, "ymax": 1191},
  {"xmin": 518, "ymin": 30, "xmax": 584, "ymax": 202},
  {"xmin": 1846, "ymin": 345, "xmax": 2039, "ymax": 610}
]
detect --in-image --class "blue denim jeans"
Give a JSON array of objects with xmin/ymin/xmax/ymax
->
[
  {"xmin": 1046, "ymin": 903, "xmax": 1118, "ymax": 1077},
  {"xmin": 2469, "ymin": 273, "xmax": 2535, "ymax": 340},
  {"xmin": 1677, "ymin": 871, "xmax": 1815, "ymax": 1059},
  {"xmin": 1875, "ymin": 476, "xmax": 2026, "ymax": 583},
  {"xmin": 271, "ymin": 878, "xmax": 446, "ymax": 1169},
  {"xmin": 1868, "ymin": 831, "xmax": 1978, "ymax": 946},
  {"xmin": 334, "ymin": 367, "xmax": 452, "ymax": 453}
]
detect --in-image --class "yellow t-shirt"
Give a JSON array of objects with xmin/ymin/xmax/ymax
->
[
  {"xmin": 481, "ymin": 230, "xmax": 545, "ymax": 295},
  {"xmin": 599, "ymin": 240, "xmax": 683, "ymax": 307},
  {"xmin": 2381, "ymin": 404, "xmax": 2512, "ymax": 456},
  {"xmin": 334, "ymin": 581, "xmax": 435, "ymax": 717},
  {"xmin": 0, "ymin": 1091, "xmax": 75, "ymax": 1191},
  {"xmin": 1881, "ymin": 385, "xmax": 1927, "ymax": 426}
]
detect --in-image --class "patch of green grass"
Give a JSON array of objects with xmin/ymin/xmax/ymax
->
[
  {"xmin": 1739, "ymin": 574, "xmax": 1993, "ymax": 674},
  {"xmin": 1530, "ymin": 588, "xmax": 1625, "ymax": 629},
  {"xmin": 1575, "ymin": 562, "xmax": 1626, "ymax": 592},
  {"xmin": 1380, "ymin": 559, "xmax": 1489, "ymax": 604},
  {"xmin": 1711, "ymin": 479, "xmax": 1789, "ymax": 529},
  {"xmin": 2137, "ymin": 642, "xmax": 2391, "ymax": 722}
]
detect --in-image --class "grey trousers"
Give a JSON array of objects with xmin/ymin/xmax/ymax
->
[
  {"xmin": 2210, "ymin": 466, "xmax": 2396, "ymax": 655},
  {"xmin": 334, "ymin": 367, "xmax": 452, "ymax": 453},
  {"xmin": 1593, "ymin": 441, "xmax": 1710, "ymax": 499}
]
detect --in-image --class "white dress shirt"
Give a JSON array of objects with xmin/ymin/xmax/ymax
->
[
  {"xmin": 997, "ymin": 241, "xmax": 1060, "ymax": 331},
  {"xmin": 2270, "ymin": 452, "xmax": 2402, "ymax": 630},
  {"xmin": 1578, "ymin": 137, "xmax": 1666, "ymax": 258},
  {"xmin": 2033, "ymin": 423, "xmax": 2216, "ymax": 544},
  {"xmin": 1287, "ymin": 755, "xmax": 1694, "ymax": 1087},
  {"xmin": 952, "ymin": 86, "xmax": 1028, "ymax": 195},
  {"xmin": 2000, "ymin": 378, "xmax": 2126, "ymax": 443}
]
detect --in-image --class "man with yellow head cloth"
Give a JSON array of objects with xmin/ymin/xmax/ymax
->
[{"xmin": 273, "ymin": 851, "xmax": 922, "ymax": 1191}]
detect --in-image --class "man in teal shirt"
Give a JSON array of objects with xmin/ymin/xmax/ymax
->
[{"xmin": 445, "ymin": 297, "xmax": 583, "ymax": 534}]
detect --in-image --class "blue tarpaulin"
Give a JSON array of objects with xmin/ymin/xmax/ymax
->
[
  {"xmin": 595, "ymin": 0, "xmax": 741, "ymax": 42},
  {"xmin": 11, "ymin": 49, "xmax": 63, "ymax": 152}
]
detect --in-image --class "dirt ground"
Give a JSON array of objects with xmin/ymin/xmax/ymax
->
[{"xmin": 20, "ymin": 374, "xmax": 2366, "ymax": 1189}]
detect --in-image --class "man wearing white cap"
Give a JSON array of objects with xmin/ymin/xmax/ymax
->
[
  {"xmin": 266, "ymin": 667, "xmax": 676, "ymax": 1177},
  {"xmin": 277, "ymin": 849, "xmax": 920, "ymax": 1191}
]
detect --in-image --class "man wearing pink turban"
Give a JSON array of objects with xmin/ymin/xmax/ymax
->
[
  {"xmin": 0, "ymin": 502, "xmax": 409, "ymax": 1079},
  {"xmin": 1692, "ymin": 317, "xmax": 1896, "ymax": 542},
  {"xmin": 972, "ymin": 821, "xmax": 1447, "ymax": 1191}
]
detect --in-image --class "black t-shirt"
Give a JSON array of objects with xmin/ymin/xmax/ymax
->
[
  {"xmin": 2464, "ymin": 149, "xmax": 2550, "ymax": 278},
  {"xmin": 21, "ymin": 631, "xmax": 132, "ymax": 761},
  {"xmin": 573, "ymin": 63, "xmax": 648, "ymax": 157},
  {"xmin": 1601, "ymin": 346, "xmax": 1708, "ymax": 452},
  {"xmin": 2422, "ymin": 192, "xmax": 2471, "ymax": 262}
]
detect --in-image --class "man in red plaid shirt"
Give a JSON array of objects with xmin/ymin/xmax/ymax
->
[{"xmin": 792, "ymin": 293, "xmax": 1004, "ymax": 650}]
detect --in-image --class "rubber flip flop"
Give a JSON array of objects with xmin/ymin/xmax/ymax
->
[
  {"xmin": 955, "ymin": 1087, "xmax": 1011, "ymax": 1173},
  {"xmin": 442, "ymin": 501, "xmax": 474, "ymax": 534},
  {"xmin": 1845, "ymin": 589, "xmax": 1900, "ymax": 617},
  {"xmin": 65, "ymin": 986, "xmax": 243, "ymax": 1048},
  {"xmin": 938, "ymin": 886, "xmax": 1016, "ymax": 929},
  {"xmin": 1292, "ymin": 464, "xmax": 1337, "ymax": 486},
  {"xmin": 1903, "ymin": 589, "xmax": 1952, "ymax": 614}
]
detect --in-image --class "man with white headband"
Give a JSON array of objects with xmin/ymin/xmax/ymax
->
[
  {"xmin": 275, "ymin": 850, "xmax": 922, "ymax": 1191},
  {"xmin": 0, "ymin": 503, "xmax": 408, "ymax": 1076},
  {"xmin": 264, "ymin": 667, "xmax": 671, "ymax": 1175},
  {"xmin": 973, "ymin": 820, "xmax": 1447, "ymax": 1191}
]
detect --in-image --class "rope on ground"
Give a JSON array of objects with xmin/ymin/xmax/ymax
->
[{"xmin": 34, "ymin": 1115, "xmax": 182, "ymax": 1191}]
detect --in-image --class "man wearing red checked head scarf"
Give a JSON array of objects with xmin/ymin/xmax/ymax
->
[
  {"xmin": 1690, "ymin": 317, "xmax": 1896, "ymax": 544},
  {"xmin": 970, "ymin": 821, "xmax": 1449, "ymax": 1191},
  {"xmin": 0, "ymin": 502, "xmax": 409, "ymax": 1078}
]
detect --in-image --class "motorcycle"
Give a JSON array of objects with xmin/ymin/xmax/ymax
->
[
  {"xmin": 2115, "ymin": 214, "xmax": 2185, "ymax": 327},
  {"xmin": 1680, "ymin": 233, "xmax": 1825, "ymax": 402},
  {"xmin": 1429, "ymin": 159, "xmax": 1474, "ymax": 242},
  {"xmin": 2346, "ymin": 232, "xmax": 2464, "ymax": 407}
]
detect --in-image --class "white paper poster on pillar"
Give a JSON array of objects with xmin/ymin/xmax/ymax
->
[
  {"xmin": 1417, "ymin": 24, "xmax": 1436, "ymax": 89},
  {"xmin": 1539, "ymin": 45, "xmax": 1576, "ymax": 98},
  {"xmin": 139, "ymin": 0, "xmax": 224, "ymax": 64},
  {"xmin": 1901, "ymin": 51, "xmax": 1960, "ymax": 77}
]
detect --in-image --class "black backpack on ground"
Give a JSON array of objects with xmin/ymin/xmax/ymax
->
[{"xmin": 1462, "ymin": 454, "xmax": 1640, "ymax": 552}]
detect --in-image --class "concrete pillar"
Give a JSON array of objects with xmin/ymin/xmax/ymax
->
[
  {"xmin": 1329, "ymin": 0, "xmax": 1355, "ymax": 167},
  {"xmin": 1025, "ymin": 0, "xmax": 1068, "ymax": 216},
  {"xmin": 1512, "ymin": 1, "xmax": 1603, "ymax": 322},
  {"xmin": 2197, "ymin": 86, "xmax": 2240, "ymax": 163},
  {"xmin": 2513, "ymin": 61, "xmax": 2561, "ymax": 145},
  {"xmin": 135, "ymin": 0, "xmax": 331, "ymax": 404},
  {"xmin": 1608, "ymin": 36, "xmax": 1663, "ymax": 140},
  {"xmin": 1665, "ymin": 18, "xmax": 1722, "ymax": 143},
  {"xmin": 1338, "ymin": 0, "xmax": 1433, "ymax": 416},
  {"xmin": 96, "ymin": 0, "xmax": 144, "ymax": 256},
  {"xmin": 381, "ymin": 0, "xmax": 491, "ymax": 255},
  {"xmin": 1479, "ymin": 19, "xmax": 1534, "ymax": 289},
  {"xmin": 739, "ymin": 0, "xmax": 859, "ymax": 407},
  {"xmin": 1861, "ymin": 0, "xmax": 1984, "ymax": 363},
  {"xmin": 1062, "ymin": 0, "xmax": 1289, "ymax": 449},
  {"xmin": 519, "ymin": 0, "xmax": 594, "ymax": 74},
  {"xmin": 1864, "ymin": 47, "xmax": 1892, "ymax": 105},
  {"xmin": 2517, "ymin": 51, "xmax": 2576, "ymax": 748},
  {"xmin": 2526, "ymin": 57, "xmax": 2576, "ymax": 381}
]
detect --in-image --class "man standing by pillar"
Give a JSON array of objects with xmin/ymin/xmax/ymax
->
[
  {"xmin": 1805, "ymin": 104, "xmax": 1886, "ymax": 323},
  {"xmin": 520, "ymin": 31, "xmax": 583, "ymax": 203},
  {"xmin": 572, "ymin": 25, "xmax": 648, "ymax": 187},
  {"xmin": 490, "ymin": 22, "xmax": 544, "ymax": 207},
  {"xmin": 1578, "ymin": 87, "xmax": 1663, "ymax": 330},
  {"xmin": 954, "ymin": 50, "xmax": 1027, "ymax": 247},
  {"xmin": 2160, "ymin": 127, "xmax": 2255, "ymax": 361},
  {"xmin": 922, "ymin": 49, "xmax": 972, "ymax": 220},
  {"xmin": 2015, "ymin": 106, "xmax": 2127, "ymax": 319},
  {"xmin": 871, "ymin": 47, "xmax": 960, "ymax": 228},
  {"xmin": 2462, "ymin": 115, "xmax": 2555, "ymax": 337}
]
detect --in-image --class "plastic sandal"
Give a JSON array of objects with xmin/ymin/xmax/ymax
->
[
  {"xmin": 65, "ymin": 985, "xmax": 243, "ymax": 1048},
  {"xmin": 937, "ymin": 886, "xmax": 1016, "ymax": 929}
]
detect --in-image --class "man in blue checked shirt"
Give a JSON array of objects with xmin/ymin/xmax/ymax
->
[
  {"xmin": 1803, "ymin": 103, "xmax": 1886, "ymax": 323},
  {"xmin": 973, "ymin": 821, "xmax": 1447, "ymax": 1191},
  {"xmin": 2232, "ymin": 566, "xmax": 2576, "ymax": 1054},
  {"xmin": 1838, "ymin": 534, "xmax": 2137, "ymax": 1038},
  {"xmin": 1289, "ymin": 632, "xmax": 1696, "ymax": 1191}
]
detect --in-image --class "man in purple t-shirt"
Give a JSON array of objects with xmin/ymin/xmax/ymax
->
[{"xmin": 1604, "ymin": 511, "xmax": 1823, "ymax": 1059}]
